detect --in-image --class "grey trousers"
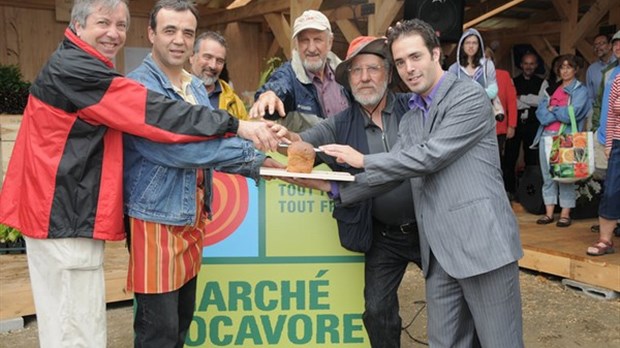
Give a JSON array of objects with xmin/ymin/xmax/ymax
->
[{"xmin": 425, "ymin": 254, "xmax": 524, "ymax": 348}]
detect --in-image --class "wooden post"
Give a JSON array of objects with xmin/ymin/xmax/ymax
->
[{"xmin": 559, "ymin": 0, "xmax": 578, "ymax": 54}]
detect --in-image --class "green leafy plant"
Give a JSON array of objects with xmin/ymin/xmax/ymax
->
[
  {"xmin": 257, "ymin": 57, "xmax": 283, "ymax": 88},
  {"xmin": 0, "ymin": 64, "xmax": 31, "ymax": 114},
  {"xmin": 0, "ymin": 224, "xmax": 22, "ymax": 243}
]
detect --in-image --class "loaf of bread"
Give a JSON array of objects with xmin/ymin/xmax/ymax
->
[{"xmin": 287, "ymin": 141, "xmax": 315, "ymax": 173}]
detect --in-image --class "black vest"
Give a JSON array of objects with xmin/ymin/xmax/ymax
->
[{"xmin": 326, "ymin": 94, "xmax": 410, "ymax": 252}]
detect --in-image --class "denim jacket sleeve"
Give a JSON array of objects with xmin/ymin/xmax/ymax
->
[
  {"xmin": 535, "ymin": 96, "xmax": 557, "ymax": 126},
  {"xmin": 126, "ymin": 135, "xmax": 265, "ymax": 175},
  {"xmin": 255, "ymin": 63, "xmax": 295, "ymax": 111},
  {"xmin": 536, "ymin": 83, "xmax": 591, "ymax": 129},
  {"xmin": 568, "ymin": 84, "xmax": 592, "ymax": 126}
]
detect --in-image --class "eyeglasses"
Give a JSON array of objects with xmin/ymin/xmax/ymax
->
[{"xmin": 348, "ymin": 65, "xmax": 385, "ymax": 77}]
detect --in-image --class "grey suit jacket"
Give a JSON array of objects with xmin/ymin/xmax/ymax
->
[{"xmin": 340, "ymin": 72, "xmax": 523, "ymax": 279}]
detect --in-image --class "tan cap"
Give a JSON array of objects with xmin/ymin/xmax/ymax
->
[
  {"xmin": 292, "ymin": 10, "xmax": 331, "ymax": 39},
  {"xmin": 612, "ymin": 30, "xmax": 620, "ymax": 43}
]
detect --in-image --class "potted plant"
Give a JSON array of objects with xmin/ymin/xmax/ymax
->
[
  {"xmin": 0, "ymin": 64, "xmax": 30, "ymax": 114},
  {"xmin": 0, "ymin": 65, "xmax": 29, "ymax": 253},
  {"xmin": 0, "ymin": 224, "xmax": 25, "ymax": 254}
]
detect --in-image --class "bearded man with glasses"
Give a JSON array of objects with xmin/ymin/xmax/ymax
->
[{"xmin": 273, "ymin": 36, "xmax": 421, "ymax": 348}]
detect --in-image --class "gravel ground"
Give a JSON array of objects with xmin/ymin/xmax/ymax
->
[{"xmin": 1, "ymin": 266, "xmax": 619, "ymax": 348}]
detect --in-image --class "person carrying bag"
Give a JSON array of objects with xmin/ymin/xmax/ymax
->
[
  {"xmin": 544, "ymin": 105, "xmax": 595, "ymax": 183},
  {"xmin": 531, "ymin": 54, "xmax": 591, "ymax": 227}
]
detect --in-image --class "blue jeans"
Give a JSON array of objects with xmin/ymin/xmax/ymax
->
[
  {"xmin": 599, "ymin": 139, "xmax": 620, "ymax": 220},
  {"xmin": 538, "ymin": 135, "xmax": 576, "ymax": 208},
  {"xmin": 134, "ymin": 277, "xmax": 197, "ymax": 348},
  {"xmin": 363, "ymin": 220, "xmax": 422, "ymax": 348}
]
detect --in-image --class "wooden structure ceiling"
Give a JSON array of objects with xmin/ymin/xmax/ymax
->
[
  {"xmin": 1, "ymin": 0, "xmax": 615, "ymax": 63},
  {"xmin": 189, "ymin": 0, "xmax": 618, "ymax": 65}
]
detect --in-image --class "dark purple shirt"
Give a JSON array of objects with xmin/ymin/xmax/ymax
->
[
  {"xmin": 408, "ymin": 72, "xmax": 447, "ymax": 120},
  {"xmin": 308, "ymin": 63, "xmax": 349, "ymax": 117}
]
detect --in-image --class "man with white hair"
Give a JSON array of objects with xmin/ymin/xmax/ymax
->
[
  {"xmin": 277, "ymin": 36, "xmax": 420, "ymax": 347},
  {"xmin": 250, "ymin": 10, "xmax": 350, "ymax": 131}
]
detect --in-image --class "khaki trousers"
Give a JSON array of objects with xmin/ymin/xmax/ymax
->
[{"xmin": 25, "ymin": 236, "xmax": 106, "ymax": 348}]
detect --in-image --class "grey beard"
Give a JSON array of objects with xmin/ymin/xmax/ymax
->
[
  {"xmin": 303, "ymin": 58, "xmax": 326, "ymax": 73},
  {"xmin": 353, "ymin": 80, "xmax": 388, "ymax": 107},
  {"xmin": 199, "ymin": 75, "xmax": 218, "ymax": 87}
]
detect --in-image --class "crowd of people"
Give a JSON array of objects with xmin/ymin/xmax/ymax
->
[{"xmin": 0, "ymin": 0, "xmax": 618, "ymax": 347}]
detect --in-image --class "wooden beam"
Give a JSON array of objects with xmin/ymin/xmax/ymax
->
[
  {"xmin": 0, "ymin": 0, "xmax": 53, "ymax": 10},
  {"xmin": 575, "ymin": 39, "xmax": 596, "ymax": 64},
  {"xmin": 0, "ymin": 0, "xmax": 154, "ymax": 18},
  {"xmin": 264, "ymin": 12, "xmax": 291, "ymax": 59},
  {"xmin": 464, "ymin": 0, "xmax": 504, "ymax": 21},
  {"xmin": 201, "ymin": 0, "xmax": 288, "ymax": 26},
  {"xmin": 527, "ymin": 7, "xmax": 561, "ymax": 24},
  {"xmin": 550, "ymin": 0, "xmax": 570, "ymax": 21},
  {"xmin": 323, "ymin": 4, "xmax": 362, "ymax": 22},
  {"xmin": 336, "ymin": 19, "xmax": 362, "ymax": 44},
  {"xmin": 610, "ymin": 4, "xmax": 620, "ymax": 27},
  {"xmin": 559, "ymin": 0, "xmax": 578, "ymax": 54},
  {"xmin": 371, "ymin": 0, "xmax": 403, "ymax": 37},
  {"xmin": 226, "ymin": 0, "xmax": 253, "ymax": 10},
  {"xmin": 492, "ymin": 22, "xmax": 562, "ymax": 39},
  {"xmin": 464, "ymin": 0, "xmax": 525, "ymax": 22},
  {"xmin": 203, "ymin": 0, "xmax": 236, "ymax": 9},
  {"xmin": 528, "ymin": 36, "xmax": 558, "ymax": 70},
  {"xmin": 464, "ymin": 0, "xmax": 525, "ymax": 29},
  {"xmin": 572, "ymin": 0, "xmax": 614, "ymax": 44},
  {"xmin": 266, "ymin": 37, "xmax": 281, "ymax": 59},
  {"xmin": 519, "ymin": 248, "xmax": 620, "ymax": 292},
  {"xmin": 291, "ymin": 0, "xmax": 322, "ymax": 23},
  {"xmin": 493, "ymin": 38, "xmax": 516, "ymax": 68},
  {"xmin": 367, "ymin": 0, "xmax": 378, "ymax": 36},
  {"xmin": 126, "ymin": 0, "xmax": 154, "ymax": 18}
]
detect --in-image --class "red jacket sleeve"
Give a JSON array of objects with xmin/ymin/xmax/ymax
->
[{"xmin": 79, "ymin": 78, "xmax": 238, "ymax": 143}]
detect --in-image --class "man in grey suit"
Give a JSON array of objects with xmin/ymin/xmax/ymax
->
[{"xmin": 321, "ymin": 19, "xmax": 524, "ymax": 347}]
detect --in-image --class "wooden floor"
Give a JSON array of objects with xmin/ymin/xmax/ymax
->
[
  {"xmin": 1, "ymin": 207, "xmax": 619, "ymax": 320},
  {"xmin": 514, "ymin": 203, "xmax": 620, "ymax": 292}
]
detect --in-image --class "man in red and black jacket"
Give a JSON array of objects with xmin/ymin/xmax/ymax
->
[{"xmin": 0, "ymin": 0, "xmax": 283, "ymax": 346}]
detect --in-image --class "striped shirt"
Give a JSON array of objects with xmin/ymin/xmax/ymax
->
[
  {"xmin": 606, "ymin": 75, "xmax": 620, "ymax": 149},
  {"xmin": 126, "ymin": 71, "xmax": 205, "ymax": 294}
]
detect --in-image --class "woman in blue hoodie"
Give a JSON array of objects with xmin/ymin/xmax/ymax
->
[
  {"xmin": 532, "ymin": 54, "xmax": 591, "ymax": 227},
  {"xmin": 448, "ymin": 28, "xmax": 498, "ymax": 101}
]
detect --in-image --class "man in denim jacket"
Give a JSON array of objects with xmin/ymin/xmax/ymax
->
[
  {"xmin": 249, "ymin": 10, "xmax": 350, "ymax": 131},
  {"xmin": 124, "ymin": 1, "xmax": 282, "ymax": 347}
]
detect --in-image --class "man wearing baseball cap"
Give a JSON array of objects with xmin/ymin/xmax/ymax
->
[
  {"xmin": 278, "ymin": 36, "xmax": 420, "ymax": 347},
  {"xmin": 250, "ymin": 10, "xmax": 350, "ymax": 131}
]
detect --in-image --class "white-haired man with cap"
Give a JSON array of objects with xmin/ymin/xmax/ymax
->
[
  {"xmin": 249, "ymin": 10, "xmax": 350, "ymax": 131},
  {"xmin": 275, "ymin": 36, "xmax": 421, "ymax": 347}
]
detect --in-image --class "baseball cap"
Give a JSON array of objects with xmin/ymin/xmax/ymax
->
[
  {"xmin": 335, "ymin": 36, "xmax": 388, "ymax": 90},
  {"xmin": 292, "ymin": 10, "xmax": 331, "ymax": 39},
  {"xmin": 612, "ymin": 30, "xmax": 620, "ymax": 43}
]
